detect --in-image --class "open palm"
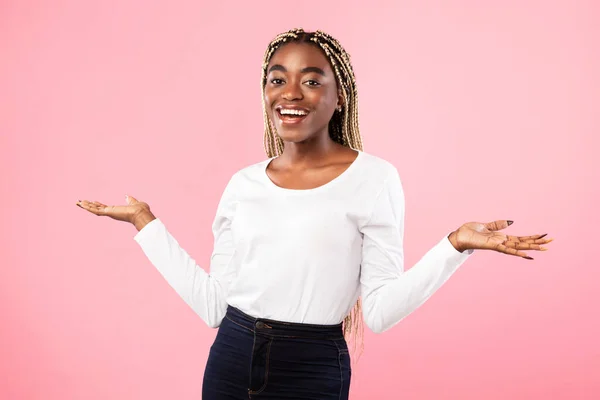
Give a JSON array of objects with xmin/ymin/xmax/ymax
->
[
  {"xmin": 76, "ymin": 195, "xmax": 150, "ymax": 224},
  {"xmin": 455, "ymin": 220, "xmax": 552, "ymax": 260}
]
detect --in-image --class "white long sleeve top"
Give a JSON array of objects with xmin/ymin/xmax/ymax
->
[{"xmin": 134, "ymin": 151, "xmax": 474, "ymax": 333}]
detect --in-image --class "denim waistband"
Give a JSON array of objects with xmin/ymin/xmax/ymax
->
[{"xmin": 225, "ymin": 305, "xmax": 344, "ymax": 340}]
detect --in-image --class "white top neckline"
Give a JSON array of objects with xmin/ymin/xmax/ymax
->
[{"xmin": 261, "ymin": 150, "xmax": 363, "ymax": 194}]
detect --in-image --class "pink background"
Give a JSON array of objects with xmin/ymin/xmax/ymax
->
[{"xmin": 1, "ymin": 1, "xmax": 598, "ymax": 399}]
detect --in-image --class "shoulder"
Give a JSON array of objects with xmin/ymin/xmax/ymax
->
[
  {"xmin": 357, "ymin": 151, "xmax": 397, "ymax": 172},
  {"xmin": 222, "ymin": 158, "xmax": 272, "ymax": 190},
  {"xmin": 215, "ymin": 158, "xmax": 271, "ymax": 210},
  {"xmin": 355, "ymin": 151, "xmax": 401, "ymax": 183}
]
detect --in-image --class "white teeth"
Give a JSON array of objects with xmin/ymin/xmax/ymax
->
[{"xmin": 279, "ymin": 109, "xmax": 308, "ymax": 116}]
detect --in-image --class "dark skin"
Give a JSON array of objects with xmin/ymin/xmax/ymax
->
[
  {"xmin": 76, "ymin": 41, "xmax": 553, "ymax": 259},
  {"xmin": 263, "ymin": 42, "xmax": 358, "ymax": 190}
]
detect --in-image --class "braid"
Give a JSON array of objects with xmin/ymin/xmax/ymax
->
[
  {"xmin": 261, "ymin": 28, "xmax": 364, "ymax": 158},
  {"xmin": 260, "ymin": 28, "xmax": 365, "ymax": 361}
]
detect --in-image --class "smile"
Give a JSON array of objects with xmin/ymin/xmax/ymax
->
[{"xmin": 276, "ymin": 106, "xmax": 310, "ymax": 125}]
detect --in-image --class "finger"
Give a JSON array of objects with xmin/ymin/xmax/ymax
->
[
  {"xmin": 78, "ymin": 200, "xmax": 92, "ymax": 209},
  {"xmin": 495, "ymin": 243, "xmax": 534, "ymax": 260},
  {"xmin": 76, "ymin": 200, "xmax": 101, "ymax": 215},
  {"xmin": 511, "ymin": 234, "xmax": 547, "ymax": 241},
  {"xmin": 78, "ymin": 200, "xmax": 110, "ymax": 216},
  {"xmin": 503, "ymin": 241, "xmax": 549, "ymax": 251},
  {"xmin": 126, "ymin": 195, "xmax": 139, "ymax": 205},
  {"xmin": 507, "ymin": 234, "xmax": 553, "ymax": 244},
  {"xmin": 522, "ymin": 237, "xmax": 553, "ymax": 245},
  {"xmin": 485, "ymin": 220, "xmax": 512, "ymax": 231}
]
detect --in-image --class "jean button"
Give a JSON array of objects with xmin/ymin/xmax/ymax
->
[{"xmin": 255, "ymin": 321, "xmax": 265, "ymax": 329}]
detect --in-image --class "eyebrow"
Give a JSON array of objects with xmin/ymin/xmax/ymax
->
[{"xmin": 267, "ymin": 64, "xmax": 326, "ymax": 76}]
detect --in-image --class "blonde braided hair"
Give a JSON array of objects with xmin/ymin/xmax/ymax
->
[{"xmin": 260, "ymin": 28, "xmax": 365, "ymax": 360}]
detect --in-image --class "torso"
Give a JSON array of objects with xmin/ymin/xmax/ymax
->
[{"xmin": 224, "ymin": 150, "xmax": 395, "ymax": 325}]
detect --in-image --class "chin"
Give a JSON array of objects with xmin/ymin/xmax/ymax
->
[{"xmin": 275, "ymin": 127, "xmax": 313, "ymax": 143}]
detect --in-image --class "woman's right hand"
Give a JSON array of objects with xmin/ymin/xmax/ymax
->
[{"xmin": 76, "ymin": 195, "xmax": 155, "ymax": 228}]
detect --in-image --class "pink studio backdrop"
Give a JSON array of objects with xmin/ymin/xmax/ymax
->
[{"xmin": 1, "ymin": 1, "xmax": 598, "ymax": 399}]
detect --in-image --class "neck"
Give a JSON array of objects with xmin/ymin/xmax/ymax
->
[{"xmin": 278, "ymin": 132, "xmax": 338, "ymax": 167}]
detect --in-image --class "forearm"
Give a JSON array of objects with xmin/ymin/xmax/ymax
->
[
  {"xmin": 133, "ymin": 218, "xmax": 227, "ymax": 327},
  {"xmin": 363, "ymin": 234, "xmax": 472, "ymax": 333}
]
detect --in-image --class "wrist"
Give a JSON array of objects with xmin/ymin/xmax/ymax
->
[
  {"xmin": 448, "ymin": 230, "xmax": 465, "ymax": 253},
  {"xmin": 132, "ymin": 210, "xmax": 156, "ymax": 232}
]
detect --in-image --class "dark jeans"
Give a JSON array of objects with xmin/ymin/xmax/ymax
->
[{"xmin": 202, "ymin": 305, "xmax": 352, "ymax": 399}]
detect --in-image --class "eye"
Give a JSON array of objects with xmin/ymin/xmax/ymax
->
[
  {"xmin": 305, "ymin": 80, "xmax": 321, "ymax": 87},
  {"xmin": 270, "ymin": 78, "xmax": 285, "ymax": 85}
]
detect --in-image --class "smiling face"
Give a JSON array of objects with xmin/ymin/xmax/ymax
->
[{"xmin": 263, "ymin": 42, "xmax": 343, "ymax": 145}]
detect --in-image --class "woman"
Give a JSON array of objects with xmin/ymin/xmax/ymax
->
[{"xmin": 76, "ymin": 28, "xmax": 552, "ymax": 399}]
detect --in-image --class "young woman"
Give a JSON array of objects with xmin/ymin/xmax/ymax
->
[{"xmin": 76, "ymin": 28, "xmax": 552, "ymax": 399}]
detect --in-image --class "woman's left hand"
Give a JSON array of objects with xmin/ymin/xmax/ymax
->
[{"xmin": 448, "ymin": 220, "xmax": 553, "ymax": 260}]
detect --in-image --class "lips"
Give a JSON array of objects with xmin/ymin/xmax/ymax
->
[{"xmin": 275, "ymin": 105, "xmax": 310, "ymax": 125}]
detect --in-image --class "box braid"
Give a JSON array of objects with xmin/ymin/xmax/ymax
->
[
  {"xmin": 261, "ymin": 28, "xmax": 365, "ymax": 359},
  {"xmin": 261, "ymin": 28, "xmax": 364, "ymax": 158}
]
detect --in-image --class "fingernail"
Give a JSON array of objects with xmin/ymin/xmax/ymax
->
[
  {"xmin": 524, "ymin": 256, "xmax": 534, "ymax": 260},
  {"xmin": 540, "ymin": 247, "xmax": 548, "ymax": 251},
  {"xmin": 507, "ymin": 220, "xmax": 514, "ymax": 226},
  {"xmin": 125, "ymin": 195, "xmax": 129, "ymax": 202},
  {"xmin": 540, "ymin": 233, "xmax": 547, "ymax": 238}
]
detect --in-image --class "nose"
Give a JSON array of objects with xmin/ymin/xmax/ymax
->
[{"xmin": 282, "ymin": 81, "xmax": 303, "ymax": 101}]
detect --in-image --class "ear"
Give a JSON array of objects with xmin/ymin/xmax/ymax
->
[{"xmin": 337, "ymin": 91, "xmax": 345, "ymax": 111}]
